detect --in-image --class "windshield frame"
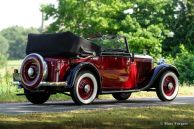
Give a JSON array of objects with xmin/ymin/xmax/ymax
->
[{"xmin": 88, "ymin": 35, "xmax": 130, "ymax": 54}]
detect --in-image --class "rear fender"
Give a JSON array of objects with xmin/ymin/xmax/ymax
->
[
  {"xmin": 66, "ymin": 62, "xmax": 101, "ymax": 91},
  {"xmin": 148, "ymin": 64, "xmax": 179, "ymax": 87}
]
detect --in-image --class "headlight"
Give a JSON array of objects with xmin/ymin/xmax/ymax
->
[{"xmin": 157, "ymin": 58, "xmax": 165, "ymax": 65}]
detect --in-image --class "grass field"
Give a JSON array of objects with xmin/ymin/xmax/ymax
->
[
  {"xmin": 0, "ymin": 105, "xmax": 193, "ymax": 129},
  {"xmin": 0, "ymin": 60, "xmax": 193, "ymax": 103}
]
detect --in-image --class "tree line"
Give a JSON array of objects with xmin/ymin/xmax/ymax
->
[{"xmin": 0, "ymin": 26, "xmax": 39, "ymax": 62}]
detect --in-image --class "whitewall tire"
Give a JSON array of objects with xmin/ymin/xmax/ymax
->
[
  {"xmin": 156, "ymin": 71, "xmax": 179, "ymax": 101},
  {"xmin": 71, "ymin": 71, "xmax": 98, "ymax": 105}
]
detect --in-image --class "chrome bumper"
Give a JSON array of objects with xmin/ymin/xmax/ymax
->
[
  {"xmin": 13, "ymin": 81, "xmax": 68, "ymax": 87},
  {"xmin": 13, "ymin": 69, "xmax": 67, "ymax": 87}
]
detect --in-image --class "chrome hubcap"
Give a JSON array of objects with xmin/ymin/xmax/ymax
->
[
  {"xmin": 84, "ymin": 84, "xmax": 90, "ymax": 93},
  {"xmin": 167, "ymin": 82, "xmax": 173, "ymax": 90},
  {"xmin": 28, "ymin": 67, "xmax": 34, "ymax": 77}
]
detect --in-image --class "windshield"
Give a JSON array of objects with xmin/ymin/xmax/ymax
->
[{"xmin": 89, "ymin": 36, "xmax": 127, "ymax": 52}]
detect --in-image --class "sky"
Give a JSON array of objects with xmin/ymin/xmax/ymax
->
[{"xmin": 0, "ymin": 0, "xmax": 57, "ymax": 30}]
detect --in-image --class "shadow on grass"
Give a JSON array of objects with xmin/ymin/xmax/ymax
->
[
  {"xmin": 0, "ymin": 105, "xmax": 193, "ymax": 129},
  {"xmin": 0, "ymin": 119, "xmax": 192, "ymax": 129}
]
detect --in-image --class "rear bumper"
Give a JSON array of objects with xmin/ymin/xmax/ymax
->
[{"xmin": 13, "ymin": 69, "xmax": 68, "ymax": 87}]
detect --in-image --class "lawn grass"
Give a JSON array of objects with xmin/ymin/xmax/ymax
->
[{"xmin": 0, "ymin": 105, "xmax": 193, "ymax": 129}]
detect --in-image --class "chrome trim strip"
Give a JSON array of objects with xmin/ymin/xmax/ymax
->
[
  {"xmin": 13, "ymin": 81, "xmax": 21, "ymax": 85},
  {"xmin": 134, "ymin": 54, "xmax": 153, "ymax": 60},
  {"xmin": 13, "ymin": 81, "xmax": 67, "ymax": 87},
  {"xmin": 40, "ymin": 82, "xmax": 67, "ymax": 86},
  {"xmin": 56, "ymin": 61, "xmax": 60, "ymax": 82}
]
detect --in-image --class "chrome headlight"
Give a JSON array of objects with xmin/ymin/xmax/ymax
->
[{"xmin": 157, "ymin": 58, "xmax": 166, "ymax": 65}]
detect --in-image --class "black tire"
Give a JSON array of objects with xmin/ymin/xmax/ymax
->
[
  {"xmin": 156, "ymin": 71, "xmax": 179, "ymax": 101},
  {"xmin": 71, "ymin": 71, "xmax": 98, "ymax": 105},
  {"xmin": 112, "ymin": 93, "xmax": 131, "ymax": 101},
  {"xmin": 24, "ymin": 89, "xmax": 50, "ymax": 104}
]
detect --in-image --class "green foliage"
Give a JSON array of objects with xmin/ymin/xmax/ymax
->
[
  {"xmin": 0, "ymin": 26, "xmax": 39, "ymax": 59},
  {"xmin": 123, "ymin": 25, "xmax": 163, "ymax": 58},
  {"xmin": 0, "ymin": 55, "xmax": 8, "ymax": 68},
  {"xmin": 0, "ymin": 35, "xmax": 9, "ymax": 55},
  {"xmin": 41, "ymin": 0, "xmax": 176, "ymax": 59},
  {"xmin": 0, "ymin": 34, "xmax": 9, "ymax": 67},
  {"xmin": 174, "ymin": 45, "xmax": 194, "ymax": 85},
  {"xmin": 163, "ymin": 0, "xmax": 194, "ymax": 56}
]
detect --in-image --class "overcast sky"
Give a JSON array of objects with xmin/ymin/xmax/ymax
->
[{"xmin": 0, "ymin": 0, "xmax": 57, "ymax": 30}]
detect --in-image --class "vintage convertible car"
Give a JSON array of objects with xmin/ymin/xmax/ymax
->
[{"xmin": 13, "ymin": 32, "xmax": 179, "ymax": 105}]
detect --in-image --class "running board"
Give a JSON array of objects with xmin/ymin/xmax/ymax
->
[
  {"xmin": 101, "ymin": 89, "xmax": 140, "ymax": 94},
  {"xmin": 101, "ymin": 88, "xmax": 156, "ymax": 94}
]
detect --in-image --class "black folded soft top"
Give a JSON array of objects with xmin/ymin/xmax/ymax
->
[{"xmin": 26, "ymin": 32, "xmax": 101, "ymax": 57}]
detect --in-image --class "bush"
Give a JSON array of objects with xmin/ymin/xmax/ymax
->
[
  {"xmin": 0, "ymin": 54, "xmax": 7, "ymax": 68},
  {"xmin": 0, "ymin": 34, "xmax": 8, "ymax": 67},
  {"xmin": 173, "ymin": 45, "xmax": 194, "ymax": 85}
]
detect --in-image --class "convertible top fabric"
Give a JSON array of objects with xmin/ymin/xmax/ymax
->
[{"xmin": 26, "ymin": 32, "xmax": 101, "ymax": 57}]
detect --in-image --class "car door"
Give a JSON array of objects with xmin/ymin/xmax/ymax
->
[
  {"xmin": 89, "ymin": 36, "xmax": 138, "ymax": 90},
  {"xmin": 100, "ymin": 55, "xmax": 132, "ymax": 89}
]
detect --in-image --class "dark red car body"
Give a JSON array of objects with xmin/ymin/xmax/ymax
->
[
  {"xmin": 13, "ymin": 32, "xmax": 179, "ymax": 105},
  {"xmin": 44, "ymin": 55, "xmax": 152, "ymax": 90}
]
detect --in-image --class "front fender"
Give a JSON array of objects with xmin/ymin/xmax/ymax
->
[
  {"xmin": 148, "ymin": 64, "xmax": 179, "ymax": 87},
  {"xmin": 66, "ymin": 62, "xmax": 101, "ymax": 89}
]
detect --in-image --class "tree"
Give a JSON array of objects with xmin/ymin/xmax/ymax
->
[
  {"xmin": 41, "ymin": 0, "xmax": 178, "ymax": 59},
  {"xmin": 0, "ymin": 26, "xmax": 39, "ymax": 59},
  {"xmin": 162, "ymin": 0, "xmax": 194, "ymax": 56},
  {"xmin": 0, "ymin": 35, "xmax": 9, "ymax": 55},
  {"xmin": 174, "ymin": 45, "xmax": 194, "ymax": 85}
]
